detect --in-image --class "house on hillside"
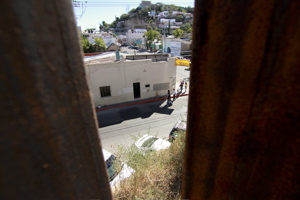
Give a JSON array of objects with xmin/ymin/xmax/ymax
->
[
  {"xmin": 140, "ymin": 1, "xmax": 151, "ymax": 8},
  {"xmin": 85, "ymin": 53, "xmax": 176, "ymax": 106},
  {"xmin": 148, "ymin": 10, "xmax": 156, "ymax": 16}
]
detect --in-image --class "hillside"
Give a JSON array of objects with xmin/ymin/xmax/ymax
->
[{"xmin": 104, "ymin": 3, "xmax": 194, "ymax": 34}]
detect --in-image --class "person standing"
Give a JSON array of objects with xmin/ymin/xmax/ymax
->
[
  {"xmin": 173, "ymin": 88, "xmax": 176, "ymax": 101},
  {"xmin": 185, "ymin": 82, "xmax": 188, "ymax": 91},
  {"xmin": 180, "ymin": 81, "xmax": 184, "ymax": 91},
  {"xmin": 167, "ymin": 90, "xmax": 172, "ymax": 106}
]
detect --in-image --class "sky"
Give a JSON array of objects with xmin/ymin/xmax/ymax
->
[{"xmin": 73, "ymin": 0, "xmax": 194, "ymax": 31}]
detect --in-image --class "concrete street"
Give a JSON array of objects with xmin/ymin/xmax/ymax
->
[{"xmin": 98, "ymin": 65, "xmax": 190, "ymax": 153}]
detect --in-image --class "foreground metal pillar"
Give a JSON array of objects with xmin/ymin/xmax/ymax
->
[
  {"xmin": 182, "ymin": 0, "xmax": 300, "ymax": 199},
  {"xmin": 0, "ymin": 1, "xmax": 112, "ymax": 199}
]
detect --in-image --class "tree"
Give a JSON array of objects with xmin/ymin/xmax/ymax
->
[
  {"xmin": 129, "ymin": 8, "xmax": 136, "ymax": 13},
  {"xmin": 94, "ymin": 37, "xmax": 106, "ymax": 52},
  {"xmin": 81, "ymin": 35, "xmax": 95, "ymax": 53},
  {"xmin": 173, "ymin": 28, "xmax": 184, "ymax": 38},
  {"xmin": 100, "ymin": 21, "xmax": 109, "ymax": 32},
  {"xmin": 185, "ymin": 6, "xmax": 194, "ymax": 14},
  {"xmin": 120, "ymin": 13, "xmax": 129, "ymax": 21},
  {"xmin": 144, "ymin": 29, "xmax": 161, "ymax": 50},
  {"xmin": 85, "ymin": 28, "xmax": 95, "ymax": 33},
  {"xmin": 156, "ymin": 5, "xmax": 163, "ymax": 12},
  {"xmin": 175, "ymin": 15, "xmax": 185, "ymax": 22},
  {"xmin": 181, "ymin": 23, "xmax": 192, "ymax": 33}
]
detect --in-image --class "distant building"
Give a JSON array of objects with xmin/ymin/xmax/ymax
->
[
  {"xmin": 126, "ymin": 29, "xmax": 147, "ymax": 45},
  {"xmin": 82, "ymin": 31, "xmax": 102, "ymax": 44},
  {"xmin": 140, "ymin": 1, "xmax": 151, "ymax": 8},
  {"xmin": 82, "ymin": 31, "xmax": 116, "ymax": 47},
  {"xmin": 148, "ymin": 10, "xmax": 156, "ymax": 16},
  {"xmin": 85, "ymin": 53, "xmax": 176, "ymax": 106},
  {"xmin": 117, "ymin": 34, "xmax": 127, "ymax": 45},
  {"xmin": 162, "ymin": 36, "xmax": 192, "ymax": 57},
  {"xmin": 101, "ymin": 32, "xmax": 116, "ymax": 45}
]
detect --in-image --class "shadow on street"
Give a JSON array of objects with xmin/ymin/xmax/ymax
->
[{"xmin": 96, "ymin": 98, "xmax": 174, "ymax": 128}]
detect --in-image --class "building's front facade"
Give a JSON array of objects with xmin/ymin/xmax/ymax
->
[
  {"xmin": 85, "ymin": 53, "xmax": 176, "ymax": 107},
  {"xmin": 126, "ymin": 29, "xmax": 147, "ymax": 45},
  {"xmin": 162, "ymin": 36, "xmax": 192, "ymax": 57}
]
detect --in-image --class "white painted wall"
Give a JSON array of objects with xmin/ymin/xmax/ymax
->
[
  {"xmin": 87, "ymin": 56, "xmax": 176, "ymax": 106},
  {"xmin": 126, "ymin": 29, "xmax": 147, "ymax": 45}
]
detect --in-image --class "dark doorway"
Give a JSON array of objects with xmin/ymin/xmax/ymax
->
[
  {"xmin": 167, "ymin": 47, "xmax": 171, "ymax": 53},
  {"xmin": 133, "ymin": 82, "xmax": 141, "ymax": 99}
]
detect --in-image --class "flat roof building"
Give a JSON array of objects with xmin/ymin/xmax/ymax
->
[{"xmin": 85, "ymin": 52, "xmax": 176, "ymax": 107}]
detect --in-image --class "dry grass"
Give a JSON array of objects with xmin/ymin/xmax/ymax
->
[{"xmin": 112, "ymin": 134, "xmax": 185, "ymax": 200}]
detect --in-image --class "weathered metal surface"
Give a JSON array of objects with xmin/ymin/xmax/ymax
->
[
  {"xmin": 182, "ymin": 0, "xmax": 300, "ymax": 199},
  {"xmin": 0, "ymin": 0, "xmax": 112, "ymax": 199}
]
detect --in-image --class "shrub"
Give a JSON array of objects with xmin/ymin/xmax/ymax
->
[{"xmin": 112, "ymin": 133, "xmax": 186, "ymax": 199}]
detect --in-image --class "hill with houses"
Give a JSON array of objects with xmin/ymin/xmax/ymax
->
[{"xmin": 80, "ymin": 1, "xmax": 193, "ymax": 56}]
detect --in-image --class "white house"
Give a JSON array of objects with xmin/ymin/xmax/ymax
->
[
  {"xmin": 140, "ymin": 1, "xmax": 151, "ymax": 8},
  {"xmin": 162, "ymin": 36, "xmax": 181, "ymax": 56},
  {"xmin": 126, "ymin": 29, "xmax": 147, "ymax": 46},
  {"xmin": 101, "ymin": 32, "xmax": 117, "ymax": 47},
  {"xmin": 148, "ymin": 10, "xmax": 156, "ymax": 16},
  {"xmin": 82, "ymin": 31, "xmax": 116, "ymax": 46},
  {"xmin": 162, "ymin": 36, "xmax": 192, "ymax": 57},
  {"xmin": 82, "ymin": 31, "xmax": 102, "ymax": 44},
  {"xmin": 85, "ymin": 52, "xmax": 176, "ymax": 106}
]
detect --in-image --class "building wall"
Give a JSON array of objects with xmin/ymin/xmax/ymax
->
[
  {"xmin": 126, "ymin": 29, "xmax": 147, "ymax": 45},
  {"xmin": 87, "ymin": 56, "xmax": 176, "ymax": 106}
]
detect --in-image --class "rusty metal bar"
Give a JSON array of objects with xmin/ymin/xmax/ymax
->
[
  {"xmin": 0, "ymin": 0, "xmax": 112, "ymax": 199},
  {"xmin": 182, "ymin": 0, "xmax": 300, "ymax": 199}
]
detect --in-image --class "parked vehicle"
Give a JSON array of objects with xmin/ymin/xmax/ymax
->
[
  {"xmin": 155, "ymin": 49, "xmax": 162, "ymax": 54},
  {"xmin": 175, "ymin": 57, "xmax": 190, "ymax": 67},
  {"xmin": 168, "ymin": 120, "xmax": 187, "ymax": 142},
  {"xmin": 134, "ymin": 134, "xmax": 171, "ymax": 151},
  {"xmin": 102, "ymin": 149, "xmax": 135, "ymax": 187}
]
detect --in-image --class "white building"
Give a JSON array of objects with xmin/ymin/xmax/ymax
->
[
  {"xmin": 159, "ymin": 19, "xmax": 181, "ymax": 29},
  {"xmin": 140, "ymin": 1, "xmax": 151, "ymax": 8},
  {"xmin": 126, "ymin": 29, "xmax": 147, "ymax": 46},
  {"xmin": 101, "ymin": 32, "xmax": 117, "ymax": 47},
  {"xmin": 162, "ymin": 36, "xmax": 192, "ymax": 57},
  {"xmin": 148, "ymin": 10, "xmax": 156, "ymax": 16},
  {"xmin": 85, "ymin": 53, "xmax": 176, "ymax": 106},
  {"xmin": 157, "ymin": 11, "xmax": 170, "ymax": 18},
  {"xmin": 162, "ymin": 36, "xmax": 181, "ymax": 57},
  {"xmin": 82, "ymin": 31, "xmax": 116, "ymax": 46},
  {"xmin": 82, "ymin": 31, "xmax": 102, "ymax": 44}
]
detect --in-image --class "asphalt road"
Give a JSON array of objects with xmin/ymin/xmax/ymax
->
[{"xmin": 98, "ymin": 65, "xmax": 190, "ymax": 153}]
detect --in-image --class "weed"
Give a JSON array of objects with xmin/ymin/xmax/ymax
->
[{"xmin": 112, "ymin": 133, "xmax": 186, "ymax": 199}]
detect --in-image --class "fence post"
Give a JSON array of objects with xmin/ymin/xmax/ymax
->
[
  {"xmin": 0, "ymin": 1, "xmax": 112, "ymax": 199},
  {"xmin": 182, "ymin": 0, "xmax": 300, "ymax": 199}
]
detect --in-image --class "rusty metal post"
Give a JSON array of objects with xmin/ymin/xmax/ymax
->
[
  {"xmin": 0, "ymin": 1, "xmax": 112, "ymax": 199},
  {"xmin": 182, "ymin": 0, "xmax": 300, "ymax": 199}
]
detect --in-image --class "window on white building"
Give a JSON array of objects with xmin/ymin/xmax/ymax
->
[
  {"xmin": 100, "ymin": 86, "xmax": 111, "ymax": 97},
  {"xmin": 153, "ymin": 83, "xmax": 169, "ymax": 91}
]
